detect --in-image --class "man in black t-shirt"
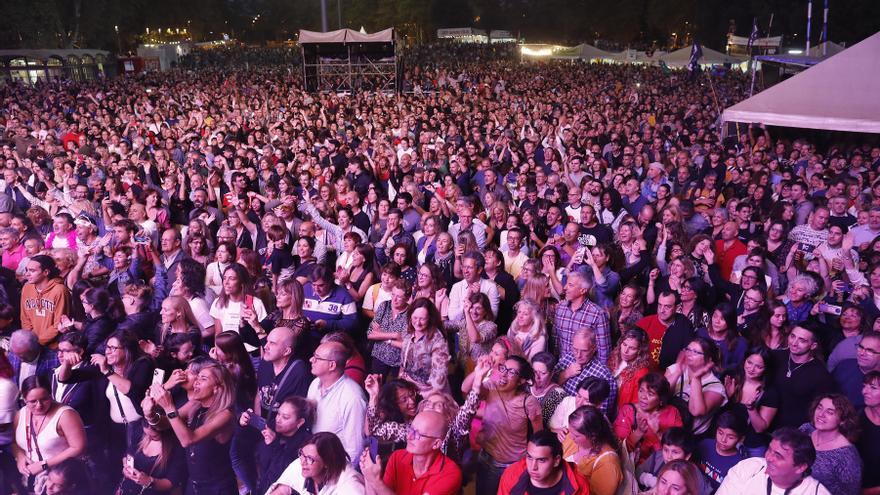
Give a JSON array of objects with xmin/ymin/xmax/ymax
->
[
  {"xmin": 255, "ymin": 327, "xmax": 312, "ymax": 425},
  {"xmin": 770, "ymin": 323, "xmax": 836, "ymax": 429}
]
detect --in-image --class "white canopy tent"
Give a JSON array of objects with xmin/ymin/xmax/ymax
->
[
  {"xmin": 660, "ymin": 45, "xmax": 745, "ymax": 67},
  {"xmin": 298, "ymin": 28, "xmax": 393, "ymax": 44},
  {"xmin": 722, "ymin": 31, "xmax": 880, "ymax": 133}
]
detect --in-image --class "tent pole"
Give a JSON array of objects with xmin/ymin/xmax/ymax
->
[
  {"xmin": 822, "ymin": 0, "xmax": 829, "ymax": 56},
  {"xmin": 806, "ymin": 0, "xmax": 812, "ymax": 54},
  {"xmin": 320, "ymin": 0, "xmax": 328, "ymax": 32}
]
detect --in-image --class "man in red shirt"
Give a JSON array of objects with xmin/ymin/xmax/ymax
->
[
  {"xmin": 714, "ymin": 221, "xmax": 747, "ymax": 280},
  {"xmin": 636, "ymin": 291, "xmax": 695, "ymax": 369},
  {"xmin": 360, "ymin": 410, "xmax": 462, "ymax": 495},
  {"xmin": 498, "ymin": 430, "xmax": 589, "ymax": 495}
]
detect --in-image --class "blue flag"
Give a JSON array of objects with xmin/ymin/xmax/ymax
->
[
  {"xmin": 747, "ymin": 18, "xmax": 759, "ymax": 51},
  {"xmin": 688, "ymin": 43, "xmax": 703, "ymax": 72}
]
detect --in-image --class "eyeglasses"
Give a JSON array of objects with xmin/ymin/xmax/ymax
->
[
  {"xmin": 685, "ymin": 347, "xmax": 705, "ymax": 356},
  {"xmin": 857, "ymin": 344, "xmax": 880, "ymax": 356},
  {"xmin": 744, "ymin": 295, "xmax": 764, "ymax": 304},
  {"xmin": 298, "ymin": 449, "xmax": 319, "ymax": 465},
  {"xmin": 105, "ymin": 345, "xmax": 123, "ymax": 352},
  {"xmin": 406, "ymin": 425, "xmax": 440, "ymax": 441},
  {"xmin": 310, "ymin": 355, "xmax": 333, "ymax": 363},
  {"xmin": 497, "ymin": 364, "xmax": 521, "ymax": 377}
]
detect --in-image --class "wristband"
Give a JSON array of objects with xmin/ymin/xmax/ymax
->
[
  {"xmin": 104, "ymin": 368, "xmax": 114, "ymax": 377},
  {"xmin": 42, "ymin": 461, "xmax": 48, "ymax": 472},
  {"xmin": 167, "ymin": 410, "xmax": 179, "ymax": 420}
]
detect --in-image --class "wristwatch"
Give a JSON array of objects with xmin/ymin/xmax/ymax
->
[
  {"xmin": 167, "ymin": 410, "xmax": 179, "ymax": 420},
  {"xmin": 103, "ymin": 368, "xmax": 114, "ymax": 377}
]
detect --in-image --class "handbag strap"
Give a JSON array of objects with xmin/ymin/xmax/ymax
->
[
  {"xmin": 27, "ymin": 411, "xmax": 45, "ymax": 462},
  {"xmin": 111, "ymin": 384, "xmax": 128, "ymax": 425}
]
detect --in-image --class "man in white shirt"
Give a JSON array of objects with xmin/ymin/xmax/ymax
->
[
  {"xmin": 307, "ymin": 341, "xmax": 366, "ymax": 463},
  {"xmin": 716, "ymin": 428, "xmax": 830, "ymax": 495},
  {"xmin": 447, "ymin": 251, "xmax": 500, "ymax": 323}
]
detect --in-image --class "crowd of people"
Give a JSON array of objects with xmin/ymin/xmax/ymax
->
[{"xmin": 0, "ymin": 40, "xmax": 877, "ymax": 495}]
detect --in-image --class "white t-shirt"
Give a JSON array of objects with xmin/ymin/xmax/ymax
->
[
  {"xmin": 716, "ymin": 457, "xmax": 830, "ymax": 495},
  {"xmin": 209, "ymin": 296, "xmax": 268, "ymax": 351}
]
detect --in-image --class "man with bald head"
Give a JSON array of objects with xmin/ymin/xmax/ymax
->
[
  {"xmin": 361, "ymin": 410, "xmax": 462, "ymax": 495},
  {"xmin": 307, "ymin": 341, "xmax": 366, "ymax": 463},
  {"xmin": 255, "ymin": 327, "xmax": 311, "ymax": 425}
]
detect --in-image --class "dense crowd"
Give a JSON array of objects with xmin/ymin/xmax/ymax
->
[{"xmin": 0, "ymin": 41, "xmax": 878, "ymax": 495}]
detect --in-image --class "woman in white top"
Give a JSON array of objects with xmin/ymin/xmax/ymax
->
[
  {"xmin": 205, "ymin": 241, "xmax": 237, "ymax": 296},
  {"xmin": 267, "ymin": 432, "xmax": 365, "ymax": 495},
  {"xmin": 210, "ymin": 263, "xmax": 267, "ymax": 353},
  {"xmin": 664, "ymin": 337, "xmax": 727, "ymax": 436},
  {"xmin": 12, "ymin": 375, "xmax": 86, "ymax": 495}
]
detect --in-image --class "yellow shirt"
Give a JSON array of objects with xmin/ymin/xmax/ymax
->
[{"xmin": 562, "ymin": 438, "xmax": 624, "ymax": 495}]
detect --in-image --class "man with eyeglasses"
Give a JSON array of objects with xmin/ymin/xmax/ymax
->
[
  {"xmin": 832, "ymin": 331, "xmax": 880, "ymax": 408},
  {"xmin": 360, "ymin": 410, "xmax": 461, "ymax": 495},
  {"xmin": 307, "ymin": 341, "xmax": 365, "ymax": 464},
  {"xmin": 553, "ymin": 328, "xmax": 616, "ymax": 416}
]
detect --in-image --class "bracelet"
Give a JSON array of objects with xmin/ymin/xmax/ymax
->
[
  {"xmin": 167, "ymin": 410, "xmax": 179, "ymax": 420},
  {"xmin": 104, "ymin": 368, "xmax": 114, "ymax": 377},
  {"xmin": 42, "ymin": 461, "xmax": 48, "ymax": 472}
]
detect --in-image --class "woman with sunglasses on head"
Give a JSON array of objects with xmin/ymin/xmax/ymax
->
[
  {"xmin": 12, "ymin": 375, "xmax": 86, "ymax": 495},
  {"xmin": 266, "ymin": 431, "xmax": 365, "ymax": 495},
  {"xmin": 117, "ymin": 405, "xmax": 186, "ymax": 495},
  {"xmin": 147, "ymin": 360, "xmax": 238, "ymax": 494},
  {"xmin": 57, "ymin": 329, "xmax": 154, "ymax": 485}
]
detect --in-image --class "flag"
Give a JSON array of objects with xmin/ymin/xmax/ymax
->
[
  {"xmin": 688, "ymin": 43, "xmax": 703, "ymax": 72},
  {"xmin": 747, "ymin": 18, "xmax": 759, "ymax": 51}
]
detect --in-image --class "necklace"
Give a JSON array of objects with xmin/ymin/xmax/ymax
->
[{"xmin": 786, "ymin": 355, "xmax": 811, "ymax": 378}]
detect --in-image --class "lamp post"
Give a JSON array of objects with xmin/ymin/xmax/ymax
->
[{"xmin": 115, "ymin": 25, "xmax": 121, "ymax": 54}]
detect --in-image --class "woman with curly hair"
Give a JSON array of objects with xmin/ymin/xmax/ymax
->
[
  {"xmin": 798, "ymin": 393, "xmax": 863, "ymax": 495},
  {"xmin": 363, "ymin": 376, "xmax": 418, "ymax": 451},
  {"xmin": 608, "ymin": 328, "xmax": 653, "ymax": 409}
]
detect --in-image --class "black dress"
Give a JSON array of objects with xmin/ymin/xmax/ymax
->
[{"xmin": 185, "ymin": 407, "xmax": 236, "ymax": 494}]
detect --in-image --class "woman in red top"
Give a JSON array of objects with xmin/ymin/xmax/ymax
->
[
  {"xmin": 612, "ymin": 372, "xmax": 682, "ymax": 465},
  {"xmin": 608, "ymin": 328, "xmax": 652, "ymax": 410}
]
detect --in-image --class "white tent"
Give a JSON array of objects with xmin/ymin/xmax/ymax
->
[
  {"xmin": 808, "ymin": 41, "xmax": 845, "ymax": 57},
  {"xmin": 722, "ymin": 31, "xmax": 880, "ymax": 133},
  {"xmin": 606, "ymin": 49, "xmax": 664, "ymax": 64},
  {"xmin": 660, "ymin": 45, "xmax": 745, "ymax": 67},
  {"xmin": 298, "ymin": 28, "xmax": 393, "ymax": 44}
]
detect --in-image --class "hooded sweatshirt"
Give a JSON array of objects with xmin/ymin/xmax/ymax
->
[{"xmin": 21, "ymin": 277, "xmax": 70, "ymax": 346}]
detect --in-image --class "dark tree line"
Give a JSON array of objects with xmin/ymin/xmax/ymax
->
[{"xmin": 0, "ymin": 0, "xmax": 877, "ymax": 51}]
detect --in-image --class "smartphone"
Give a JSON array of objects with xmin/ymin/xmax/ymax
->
[
  {"xmin": 368, "ymin": 436, "xmax": 380, "ymax": 463},
  {"xmin": 124, "ymin": 455, "xmax": 134, "ymax": 469},
  {"xmin": 817, "ymin": 302, "xmax": 843, "ymax": 316},
  {"xmin": 151, "ymin": 368, "xmax": 166, "ymax": 387},
  {"xmin": 133, "ymin": 235, "xmax": 149, "ymax": 244},
  {"xmin": 248, "ymin": 413, "xmax": 267, "ymax": 431}
]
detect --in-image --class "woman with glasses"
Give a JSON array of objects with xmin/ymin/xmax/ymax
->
[
  {"xmin": 266, "ymin": 431, "xmax": 365, "ymax": 495},
  {"xmin": 12, "ymin": 375, "xmax": 86, "ymax": 495},
  {"xmin": 363, "ymin": 375, "xmax": 418, "ymax": 452},
  {"xmin": 148, "ymin": 361, "xmax": 238, "ymax": 494},
  {"xmin": 58, "ymin": 329, "xmax": 154, "ymax": 484},
  {"xmin": 664, "ymin": 337, "xmax": 727, "ymax": 436},
  {"xmin": 473, "ymin": 354, "xmax": 543, "ymax": 495},
  {"xmin": 117, "ymin": 406, "xmax": 186, "ymax": 495}
]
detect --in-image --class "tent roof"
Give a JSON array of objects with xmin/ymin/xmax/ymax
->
[
  {"xmin": 722, "ymin": 31, "xmax": 880, "ymax": 133},
  {"xmin": 298, "ymin": 28, "xmax": 393, "ymax": 44},
  {"xmin": 579, "ymin": 43, "xmax": 614, "ymax": 60},
  {"xmin": 660, "ymin": 45, "xmax": 745, "ymax": 66},
  {"xmin": 808, "ymin": 41, "xmax": 845, "ymax": 57},
  {"xmin": 605, "ymin": 48, "xmax": 664, "ymax": 63}
]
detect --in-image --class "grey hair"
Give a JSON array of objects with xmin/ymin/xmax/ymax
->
[
  {"xmin": 569, "ymin": 267, "xmax": 594, "ymax": 291},
  {"xmin": 10, "ymin": 329, "xmax": 39, "ymax": 352},
  {"xmin": 792, "ymin": 274, "xmax": 820, "ymax": 299},
  {"xmin": 573, "ymin": 327, "xmax": 597, "ymax": 346},
  {"xmin": 0, "ymin": 227, "xmax": 17, "ymax": 238},
  {"xmin": 462, "ymin": 251, "xmax": 485, "ymax": 270}
]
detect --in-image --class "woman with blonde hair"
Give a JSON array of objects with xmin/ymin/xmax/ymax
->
[
  {"xmin": 507, "ymin": 299, "xmax": 547, "ymax": 359},
  {"xmin": 148, "ymin": 361, "xmax": 237, "ymax": 493},
  {"xmin": 521, "ymin": 273, "xmax": 559, "ymax": 333}
]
